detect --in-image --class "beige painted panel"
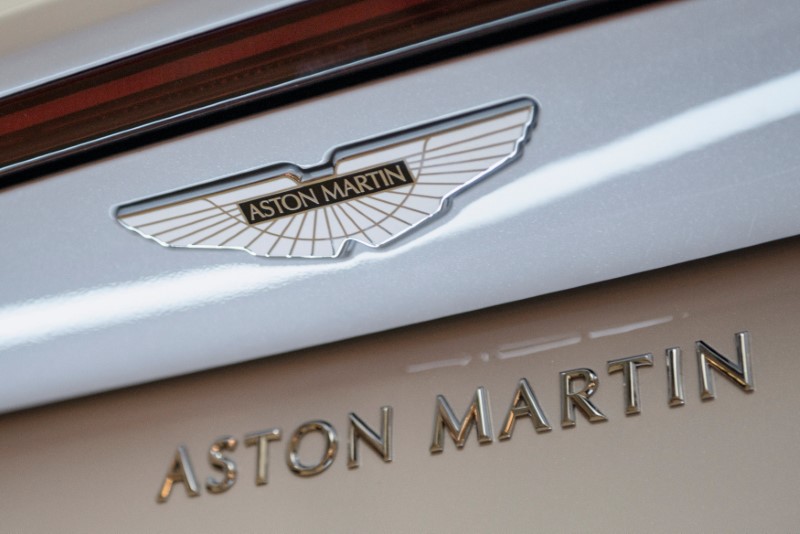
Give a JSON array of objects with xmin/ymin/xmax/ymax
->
[{"xmin": 2, "ymin": 238, "xmax": 799, "ymax": 532}]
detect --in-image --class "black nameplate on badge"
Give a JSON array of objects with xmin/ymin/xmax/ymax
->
[{"xmin": 238, "ymin": 161, "xmax": 415, "ymax": 225}]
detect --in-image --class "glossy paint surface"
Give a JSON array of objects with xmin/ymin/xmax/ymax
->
[
  {"xmin": 1, "ymin": 237, "xmax": 798, "ymax": 531},
  {"xmin": 1, "ymin": 0, "xmax": 800, "ymax": 411}
]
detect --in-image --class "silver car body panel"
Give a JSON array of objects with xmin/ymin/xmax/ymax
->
[{"xmin": 1, "ymin": 0, "xmax": 799, "ymax": 412}]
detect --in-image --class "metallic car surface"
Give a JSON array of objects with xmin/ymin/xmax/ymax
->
[
  {"xmin": 1, "ymin": 237, "xmax": 798, "ymax": 531},
  {"xmin": 1, "ymin": 0, "xmax": 799, "ymax": 412},
  {"xmin": 2, "ymin": 0, "xmax": 800, "ymax": 531}
]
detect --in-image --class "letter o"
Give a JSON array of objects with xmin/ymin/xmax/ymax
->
[
  {"xmin": 286, "ymin": 420, "xmax": 338, "ymax": 477},
  {"xmin": 282, "ymin": 193, "xmax": 302, "ymax": 211}
]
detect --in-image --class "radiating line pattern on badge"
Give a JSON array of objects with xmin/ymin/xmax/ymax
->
[{"xmin": 117, "ymin": 99, "xmax": 536, "ymax": 258}]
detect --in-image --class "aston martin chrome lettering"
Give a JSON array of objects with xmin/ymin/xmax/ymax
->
[
  {"xmin": 157, "ymin": 332, "xmax": 753, "ymax": 503},
  {"xmin": 118, "ymin": 98, "xmax": 537, "ymax": 258}
]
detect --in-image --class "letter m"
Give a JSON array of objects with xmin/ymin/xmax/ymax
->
[
  {"xmin": 430, "ymin": 386, "xmax": 493, "ymax": 453},
  {"xmin": 696, "ymin": 331, "xmax": 754, "ymax": 400}
]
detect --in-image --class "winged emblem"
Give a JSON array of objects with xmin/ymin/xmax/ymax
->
[{"xmin": 116, "ymin": 98, "xmax": 537, "ymax": 258}]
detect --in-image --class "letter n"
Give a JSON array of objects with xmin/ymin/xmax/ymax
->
[
  {"xmin": 430, "ymin": 386, "xmax": 493, "ymax": 453},
  {"xmin": 348, "ymin": 406, "xmax": 392, "ymax": 469},
  {"xmin": 697, "ymin": 331, "xmax": 754, "ymax": 400}
]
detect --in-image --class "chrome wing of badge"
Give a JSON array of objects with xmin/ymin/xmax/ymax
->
[{"xmin": 116, "ymin": 98, "xmax": 537, "ymax": 258}]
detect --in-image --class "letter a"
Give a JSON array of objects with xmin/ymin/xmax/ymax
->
[{"xmin": 157, "ymin": 445, "xmax": 200, "ymax": 503}]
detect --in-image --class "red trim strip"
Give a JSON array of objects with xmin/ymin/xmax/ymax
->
[{"xmin": 0, "ymin": 0, "xmax": 562, "ymax": 176}]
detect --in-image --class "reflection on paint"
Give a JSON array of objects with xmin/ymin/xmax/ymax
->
[
  {"xmin": 403, "ymin": 319, "xmax": 673, "ymax": 373},
  {"xmin": 588, "ymin": 316, "xmax": 673, "ymax": 339},
  {"xmin": 406, "ymin": 355, "xmax": 471, "ymax": 374},
  {"xmin": 496, "ymin": 334, "xmax": 581, "ymax": 360}
]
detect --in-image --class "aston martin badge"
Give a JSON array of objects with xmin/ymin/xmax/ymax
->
[{"xmin": 116, "ymin": 98, "xmax": 537, "ymax": 258}]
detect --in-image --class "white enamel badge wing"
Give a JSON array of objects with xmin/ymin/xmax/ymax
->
[{"xmin": 116, "ymin": 98, "xmax": 537, "ymax": 258}]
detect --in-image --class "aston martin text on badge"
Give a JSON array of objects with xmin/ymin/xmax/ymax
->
[
  {"xmin": 156, "ymin": 332, "xmax": 754, "ymax": 503},
  {"xmin": 238, "ymin": 161, "xmax": 415, "ymax": 225},
  {"xmin": 116, "ymin": 98, "xmax": 537, "ymax": 258}
]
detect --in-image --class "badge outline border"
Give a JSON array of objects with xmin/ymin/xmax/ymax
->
[{"xmin": 114, "ymin": 96, "xmax": 539, "ymax": 259}]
